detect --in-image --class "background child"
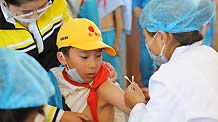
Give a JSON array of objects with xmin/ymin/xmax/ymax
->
[
  {"xmin": 98, "ymin": 0, "xmax": 125, "ymax": 88},
  {"xmin": 49, "ymin": 18, "xmax": 130, "ymax": 122}
]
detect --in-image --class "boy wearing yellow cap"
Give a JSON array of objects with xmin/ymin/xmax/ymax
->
[{"xmin": 49, "ymin": 18, "xmax": 130, "ymax": 122}]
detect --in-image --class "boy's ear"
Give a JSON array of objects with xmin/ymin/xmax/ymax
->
[{"xmin": 57, "ymin": 52, "xmax": 67, "ymax": 65}]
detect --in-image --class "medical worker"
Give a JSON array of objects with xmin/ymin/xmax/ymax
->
[
  {"xmin": 0, "ymin": 48, "xmax": 54, "ymax": 122},
  {"xmin": 124, "ymin": 0, "xmax": 218, "ymax": 122}
]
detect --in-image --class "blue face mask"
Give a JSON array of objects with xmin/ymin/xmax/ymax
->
[
  {"xmin": 61, "ymin": 53, "xmax": 86, "ymax": 84},
  {"xmin": 65, "ymin": 67, "xmax": 86, "ymax": 84},
  {"xmin": 146, "ymin": 33, "xmax": 168, "ymax": 66}
]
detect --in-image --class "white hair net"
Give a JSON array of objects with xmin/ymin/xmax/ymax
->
[
  {"xmin": 139, "ymin": 0, "xmax": 215, "ymax": 33},
  {"xmin": 0, "ymin": 48, "xmax": 54, "ymax": 109}
]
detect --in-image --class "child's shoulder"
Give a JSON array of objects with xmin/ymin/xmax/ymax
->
[
  {"xmin": 99, "ymin": 79, "xmax": 117, "ymax": 90},
  {"xmin": 97, "ymin": 79, "xmax": 123, "ymax": 98},
  {"xmin": 49, "ymin": 66, "xmax": 65, "ymax": 83}
]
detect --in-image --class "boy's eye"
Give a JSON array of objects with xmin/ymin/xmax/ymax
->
[
  {"xmin": 97, "ymin": 54, "xmax": 102, "ymax": 57},
  {"xmin": 81, "ymin": 56, "xmax": 88, "ymax": 59}
]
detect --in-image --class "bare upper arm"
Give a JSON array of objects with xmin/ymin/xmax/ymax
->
[{"xmin": 97, "ymin": 80, "xmax": 131, "ymax": 115}]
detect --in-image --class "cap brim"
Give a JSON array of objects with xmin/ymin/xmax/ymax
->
[{"xmin": 72, "ymin": 41, "xmax": 116, "ymax": 56}]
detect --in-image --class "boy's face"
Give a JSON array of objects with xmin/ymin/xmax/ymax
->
[{"xmin": 65, "ymin": 48, "xmax": 103, "ymax": 83}]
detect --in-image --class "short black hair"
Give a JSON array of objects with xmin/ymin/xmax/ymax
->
[{"xmin": 59, "ymin": 46, "xmax": 72, "ymax": 57}]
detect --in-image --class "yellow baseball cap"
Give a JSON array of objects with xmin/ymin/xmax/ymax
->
[{"xmin": 57, "ymin": 18, "xmax": 116, "ymax": 56}]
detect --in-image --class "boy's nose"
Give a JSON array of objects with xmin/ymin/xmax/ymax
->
[{"xmin": 89, "ymin": 59, "xmax": 97, "ymax": 68}]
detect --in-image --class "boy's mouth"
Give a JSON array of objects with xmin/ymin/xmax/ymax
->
[{"xmin": 86, "ymin": 73, "xmax": 96, "ymax": 78}]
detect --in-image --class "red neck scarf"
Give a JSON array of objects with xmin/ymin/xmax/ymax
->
[{"xmin": 62, "ymin": 63, "xmax": 110, "ymax": 122}]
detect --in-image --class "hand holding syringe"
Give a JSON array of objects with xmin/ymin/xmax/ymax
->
[
  {"xmin": 124, "ymin": 75, "xmax": 146, "ymax": 106},
  {"xmin": 125, "ymin": 75, "xmax": 150, "ymax": 102}
]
